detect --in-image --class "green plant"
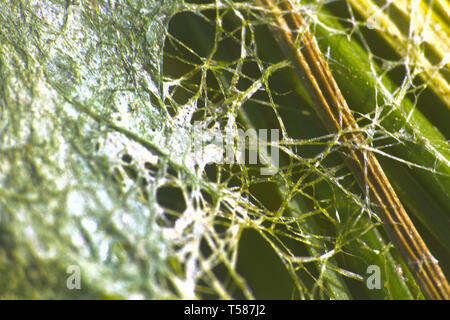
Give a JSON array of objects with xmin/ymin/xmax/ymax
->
[{"xmin": 0, "ymin": 0, "xmax": 448, "ymax": 299}]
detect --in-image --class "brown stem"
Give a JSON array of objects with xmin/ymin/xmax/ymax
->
[{"xmin": 257, "ymin": 0, "xmax": 450, "ymax": 299}]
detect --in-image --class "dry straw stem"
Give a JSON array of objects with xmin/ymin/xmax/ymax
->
[
  {"xmin": 347, "ymin": 0, "xmax": 450, "ymax": 110},
  {"xmin": 256, "ymin": 0, "xmax": 450, "ymax": 299}
]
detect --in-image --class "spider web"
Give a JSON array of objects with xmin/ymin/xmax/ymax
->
[{"xmin": 0, "ymin": 0, "xmax": 448, "ymax": 299}]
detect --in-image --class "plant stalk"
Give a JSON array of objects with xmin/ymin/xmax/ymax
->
[{"xmin": 256, "ymin": 0, "xmax": 450, "ymax": 299}]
